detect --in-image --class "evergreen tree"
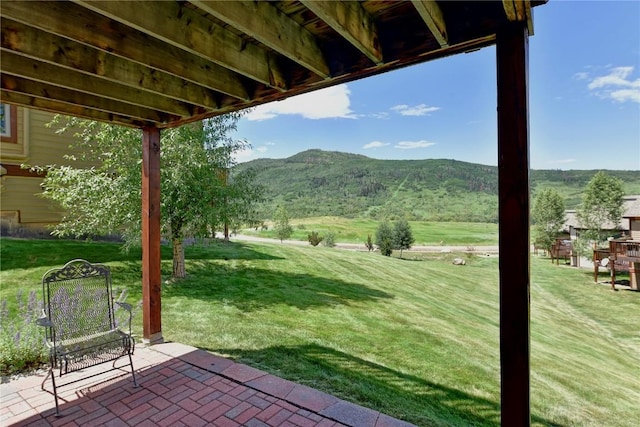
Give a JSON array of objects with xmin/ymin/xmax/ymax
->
[
  {"xmin": 375, "ymin": 221, "xmax": 395, "ymax": 256},
  {"xmin": 393, "ymin": 219, "xmax": 415, "ymax": 258}
]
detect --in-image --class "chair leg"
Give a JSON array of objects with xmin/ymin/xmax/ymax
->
[
  {"xmin": 41, "ymin": 367, "xmax": 62, "ymax": 417},
  {"xmin": 128, "ymin": 352, "xmax": 138, "ymax": 388},
  {"xmin": 41, "ymin": 357, "xmax": 63, "ymax": 417},
  {"xmin": 40, "ymin": 367, "xmax": 52, "ymax": 391}
]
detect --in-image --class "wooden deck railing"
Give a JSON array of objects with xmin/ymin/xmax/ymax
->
[
  {"xmin": 609, "ymin": 239, "xmax": 640, "ymax": 260},
  {"xmin": 550, "ymin": 239, "xmax": 572, "ymax": 265},
  {"xmin": 593, "ymin": 239, "xmax": 640, "ymax": 290}
]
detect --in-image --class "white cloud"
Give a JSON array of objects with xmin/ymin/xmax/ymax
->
[
  {"xmin": 584, "ymin": 66, "xmax": 640, "ymax": 103},
  {"xmin": 391, "ymin": 104, "xmax": 440, "ymax": 116},
  {"xmin": 363, "ymin": 141, "xmax": 390, "ymax": 149},
  {"xmin": 233, "ymin": 143, "xmax": 269, "ymax": 163},
  {"xmin": 234, "ymin": 147, "xmax": 256, "ymax": 162},
  {"xmin": 610, "ymin": 89, "xmax": 640, "ymax": 103},
  {"xmin": 573, "ymin": 72, "xmax": 589, "ymax": 80},
  {"xmin": 245, "ymin": 84, "xmax": 356, "ymax": 121},
  {"xmin": 587, "ymin": 66, "xmax": 637, "ymax": 89},
  {"xmin": 395, "ymin": 140, "xmax": 436, "ymax": 150},
  {"xmin": 369, "ymin": 112, "xmax": 390, "ymax": 119}
]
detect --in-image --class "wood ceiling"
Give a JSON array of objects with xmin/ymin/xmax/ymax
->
[{"xmin": 1, "ymin": 1, "xmax": 544, "ymax": 129}]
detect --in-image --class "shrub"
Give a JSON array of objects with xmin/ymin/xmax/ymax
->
[
  {"xmin": 375, "ymin": 221, "xmax": 395, "ymax": 256},
  {"xmin": 308, "ymin": 231, "xmax": 323, "ymax": 246},
  {"xmin": 323, "ymin": 231, "xmax": 336, "ymax": 248},
  {"xmin": 378, "ymin": 238, "xmax": 394, "ymax": 256},
  {"xmin": 274, "ymin": 205, "xmax": 293, "ymax": 242},
  {"xmin": 0, "ymin": 291, "xmax": 47, "ymax": 376},
  {"xmin": 365, "ymin": 234, "xmax": 374, "ymax": 251}
]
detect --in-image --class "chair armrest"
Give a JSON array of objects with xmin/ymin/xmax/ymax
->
[
  {"xmin": 115, "ymin": 301, "xmax": 134, "ymax": 334},
  {"xmin": 115, "ymin": 301, "xmax": 133, "ymax": 312},
  {"xmin": 36, "ymin": 310, "xmax": 53, "ymax": 327}
]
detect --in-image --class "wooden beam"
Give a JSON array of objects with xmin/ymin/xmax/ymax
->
[
  {"xmin": 141, "ymin": 126, "xmax": 163, "ymax": 344},
  {"xmin": 194, "ymin": 0, "xmax": 331, "ymax": 78},
  {"xmin": 1, "ymin": 18, "xmax": 222, "ymax": 110},
  {"xmin": 0, "ymin": 90, "xmax": 150, "ymax": 128},
  {"xmin": 74, "ymin": 0, "xmax": 288, "ymax": 90},
  {"xmin": 502, "ymin": 0, "xmax": 527, "ymax": 21},
  {"xmin": 300, "ymin": 0, "xmax": 382, "ymax": 65},
  {"xmin": 0, "ymin": 1, "xmax": 251, "ymax": 101},
  {"xmin": 496, "ymin": 22, "xmax": 531, "ymax": 427},
  {"xmin": 1, "ymin": 50, "xmax": 194, "ymax": 118},
  {"xmin": 1, "ymin": 74, "xmax": 171, "ymax": 124},
  {"xmin": 411, "ymin": 1, "xmax": 449, "ymax": 48},
  {"xmin": 502, "ymin": 0, "xmax": 534, "ymax": 35},
  {"xmin": 0, "ymin": 163, "xmax": 44, "ymax": 178}
]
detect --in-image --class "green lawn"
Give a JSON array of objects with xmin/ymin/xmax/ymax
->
[
  {"xmin": 1, "ymin": 237, "xmax": 637, "ymax": 426},
  {"xmin": 242, "ymin": 216, "xmax": 499, "ymax": 246}
]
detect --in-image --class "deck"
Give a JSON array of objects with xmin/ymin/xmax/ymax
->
[
  {"xmin": 1, "ymin": 342, "xmax": 414, "ymax": 427},
  {"xmin": 593, "ymin": 239, "xmax": 640, "ymax": 290}
]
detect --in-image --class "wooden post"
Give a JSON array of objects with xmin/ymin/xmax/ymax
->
[
  {"xmin": 592, "ymin": 245, "xmax": 595, "ymax": 280},
  {"xmin": 630, "ymin": 262, "xmax": 639, "ymax": 290},
  {"xmin": 497, "ymin": 22, "xmax": 530, "ymax": 426},
  {"xmin": 609, "ymin": 240, "xmax": 617, "ymax": 291},
  {"xmin": 142, "ymin": 126, "xmax": 163, "ymax": 344}
]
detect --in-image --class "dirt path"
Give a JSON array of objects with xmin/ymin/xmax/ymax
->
[{"xmin": 227, "ymin": 233, "xmax": 500, "ymax": 254}]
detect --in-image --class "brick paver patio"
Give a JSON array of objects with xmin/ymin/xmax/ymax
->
[{"xmin": 1, "ymin": 342, "xmax": 415, "ymax": 427}]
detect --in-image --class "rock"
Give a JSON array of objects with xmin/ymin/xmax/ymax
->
[{"xmin": 452, "ymin": 258, "xmax": 466, "ymax": 265}]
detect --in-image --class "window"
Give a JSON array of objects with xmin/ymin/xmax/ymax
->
[{"xmin": 1, "ymin": 103, "xmax": 17, "ymax": 143}]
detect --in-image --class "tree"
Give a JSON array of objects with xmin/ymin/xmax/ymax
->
[
  {"xmin": 365, "ymin": 234, "xmax": 374, "ymax": 251},
  {"xmin": 37, "ymin": 112, "xmax": 262, "ymax": 278},
  {"xmin": 308, "ymin": 231, "xmax": 323, "ymax": 246},
  {"xmin": 375, "ymin": 221, "xmax": 395, "ymax": 256},
  {"xmin": 393, "ymin": 218, "xmax": 415, "ymax": 258},
  {"xmin": 576, "ymin": 171, "xmax": 625, "ymax": 247},
  {"xmin": 273, "ymin": 205, "xmax": 293, "ymax": 242},
  {"xmin": 531, "ymin": 188, "xmax": 566, "ymax": 253}
]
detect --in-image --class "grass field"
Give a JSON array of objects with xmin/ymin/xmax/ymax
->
[
  {"xmin": 241, "ymin": 217, "xmax": 499, "ymax": 246},
  {"xmin": 1, "ymin": 237, "xmax": 638, "ymax": 426}
]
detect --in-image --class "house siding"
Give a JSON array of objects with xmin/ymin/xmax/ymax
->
[
  {"xmin": 1, "ymin": 107, "xmax": 96, "ymax": 228},
  {"xmin": 630, "ymin": 219, "xmax": 640, "ymax": 240}
]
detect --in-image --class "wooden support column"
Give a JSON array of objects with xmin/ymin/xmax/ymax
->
[
  {"xmin": 496, "ymin": 23, "xmax": 530, "ymax": 426},
  {"xmin": 142, "ymin": 126, "xmax": 163, "ymax": 344}
]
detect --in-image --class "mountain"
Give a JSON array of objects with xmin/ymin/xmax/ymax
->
[{"xmin": 236, "ymin": 149, "xmax": 640, "ymax": 222}]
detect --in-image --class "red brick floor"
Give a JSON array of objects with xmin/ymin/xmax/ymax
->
[{"xmin": 1, "ymin": 342, "xmax": 415, "ymax": 427}]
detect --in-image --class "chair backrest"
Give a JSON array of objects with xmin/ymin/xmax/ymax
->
[{"xmin": 42, "ymin": 259, "xmax": 115, "ymax": 343}]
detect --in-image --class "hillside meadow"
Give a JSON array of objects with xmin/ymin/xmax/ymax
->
[
  {"xmin": 1, "ymin": 238, "xmax": 638, "ymax": 426},
  {"xmin": 237, "ymin": 149, "xmax": 640, "ymax": 222},
  {"xmin": 241, "ymin": 217, "xmax": 499, "ymax": 246}
]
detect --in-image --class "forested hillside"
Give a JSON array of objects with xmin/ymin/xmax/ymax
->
[{"xmin": 236, "ymin": 149, "xmax": 640, "ymax": 222}]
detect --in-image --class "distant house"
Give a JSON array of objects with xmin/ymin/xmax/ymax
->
[
  {"xmin": 0, "ymin": 105, "xmax": 94, "ymax": 231},
  {"xmin": 563, "ymin": 195, "xmax": 640, "ymax": 240},
  {"xmin": 623, "ymin": 197, "xmax": 640, "ymax": 240}
]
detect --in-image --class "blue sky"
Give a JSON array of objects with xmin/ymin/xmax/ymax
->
[{"xmin": 232, "ymin": 1, "xmax": 640, "ymax": 171}]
